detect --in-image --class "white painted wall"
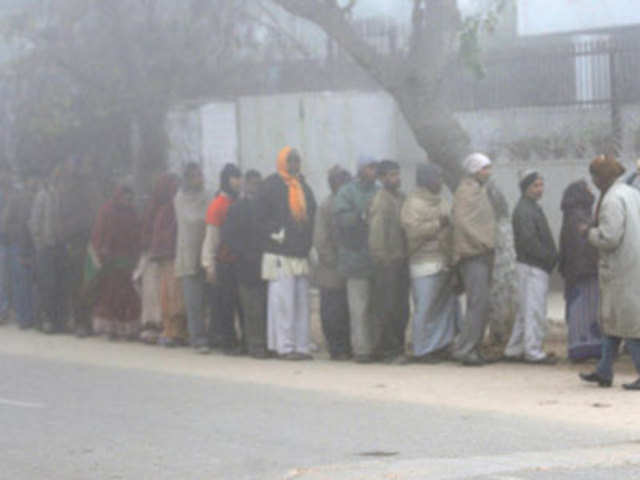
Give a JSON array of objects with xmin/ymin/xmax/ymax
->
[
  {"xmin": 166, "ymin": 101, "xmax": 238, "ymax": 192},
  {"xmin": 237, "ymin": 91, "xmax": 398, "ymax": 199}
]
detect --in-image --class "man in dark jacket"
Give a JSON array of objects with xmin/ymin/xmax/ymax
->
[
  {"xmin": 256, "ymin": 147, "xmax": 316, "ymax": 360},
  {"xmin": 221, "ymin": 170, "xmax": 269, "ymax": 358},
  {"xmin": 504, "ymin": 170, "xmax": 558, "ymax": 364}
]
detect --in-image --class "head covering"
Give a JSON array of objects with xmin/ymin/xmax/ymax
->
[
  {"xmin": 328, "ymin": 166, "xmax": 351, "ymax": 194},
  {"xmin": 182, "ymin": 162, "xmax": 203, "ymax": 192},
  {"xmin": 519, "ymin": 169, "xmax": 541, "ymax": 194},
  {"xmin": 463, "ymin": 153, "xmax": 491, "ymax": 175},
  {"xmin": 377, "ymin": 159, "xmax": 400, "ymax": 177},
  {"xmin": 416, "ymin": 163, "xmax": 442, "ymax": 193},
  {"xmin": 561, "ymin": 180, "xmax": 594, "ymax": 213},
  {"xmin": 91, "ymin": 184, "xmax": 140, "ymax": 262},
  {"xmin": 141, "ymin": 173, "xmax": 179, "ymax": 250},
  {"xmin": 589, "ymin": 154, "xmax": 626, "ymax": 186},
  {"xmin": 277, "ymin": 146, "xmax": 308, "ymax": 223},
  {"xmin": 357, "ymin": 155, "xmax": 377, "ymax": 172},
  {"xmin": 590, "ymin": 155, "xmax": 626, "ymax": 225},
  {"xmin": 219, "ymin": 163, "xmax": 242, "ymax": 198}
]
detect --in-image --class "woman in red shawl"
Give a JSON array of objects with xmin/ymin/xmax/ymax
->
[{"xmin": 91, "ymin": 185, "xmax": 142, "ymax": 340}]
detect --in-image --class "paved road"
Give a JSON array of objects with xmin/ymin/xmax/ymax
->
[{"xmin": 1, "ymin": 327, "xmax": 639, "ymax": 479}]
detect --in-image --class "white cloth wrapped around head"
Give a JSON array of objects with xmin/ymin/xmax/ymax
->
[{"xmin": 463, "ymin": 153, "xmax": 491, "ymax": 175}]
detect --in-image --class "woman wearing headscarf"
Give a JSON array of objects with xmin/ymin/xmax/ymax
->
[
  {"xmin": 401, "ymin": 163, "xmax": 460, "ymax": 362},
  {"xmin": 136, "ymin": 173, "xmax": 179, "ymax": 343},
  {"xmin": 558, "ymin": 180, "xmax": 601, "ymax": 362},
  {"xmin": 148, "ymin": 173, "xmax": 186, "ymax": 347},
  {"xmin": 256, "ymin": 147, "xmax": 316, "ymax": 360},
  {"xmin": 89, "ymin": 185, "xmax": 141, "ymax": 339},
  {"xmin": 580, "ymin": 155, "xmax": 640, "ymax": 390},
  {"xmin": 174, "ymin": 163, "xmax": 210, "ymax": 353},
  {"xmin": 202, "ymin": 163, "xmax": 244, "ymax": 354}
]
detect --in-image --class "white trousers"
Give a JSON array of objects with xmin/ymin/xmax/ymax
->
[
  {"xmin": 505, "ymin": 263, "xmax": 549, "ymax": 361},
  {"xmin": 267, "ymin": 275, "xmax": 310, "ymax": 355}
]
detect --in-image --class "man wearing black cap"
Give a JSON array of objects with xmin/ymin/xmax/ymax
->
[{"xmin": 504, "ymin": 170, "xmax": 558, "ymax": 364}]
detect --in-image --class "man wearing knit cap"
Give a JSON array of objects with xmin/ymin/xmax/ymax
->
[
  {"xmin": 451, "ymin": 153, "xmax": 496, "ymax": 366},
  {"xmin": 504, "ymin": 169, "xmax": 558, "ymax": 365},
  {"xmin": 333, "ymin": 155, "xmax": 379, "ymax": 363}
]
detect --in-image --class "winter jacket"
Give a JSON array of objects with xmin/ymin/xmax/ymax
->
[
  {"xmin": 332, "ymin": 179, "xmax": 378, "ymax": 278},
  {"xmin": 256, "ymin": 173, "xmax": 316, "ymax": 259},
  {"xmin": 312, "ymin": 194, "xmax": 345, "ymax": 289},
  {"xmin": 29, "ymin": 186, "xmax": 60, "ymax": 251},
  {"xmin": 368, "ymin": 188, "xmax": 407, "ymax": 265},
  {"xmin": 558, "ymin": 182, "xmax": 598, "ymax": 291},
  {"xmin": 512, "ymin": 196, "xmax": 558, "ymax": 274},
  {"xmin": 221, "ymin": 195, "xmax": 264, "ymax": 286},
  {"xmin": 173, "ymin": 188, "xmax": 210, "ymax": 278},
  {"xmin": 452, "ymin": 176, "xmax": 496, "ymax": 263},
  {"xmin": 588, "ymin": 182, "xmax": 640, "ymax": 339},
  {"xmin": 3, "ymin": 188, "xmax": 35, "ymax": 253},
  {"xmin": 401, "ymin": 188, "xmax": 452, "ymax": 267}
]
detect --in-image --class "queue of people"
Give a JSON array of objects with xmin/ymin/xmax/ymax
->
[{"xmin": 1, "ymin": 149, "xmax": 640, "ymax": 391}]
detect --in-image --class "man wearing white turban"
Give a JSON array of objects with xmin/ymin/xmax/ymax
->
[{"xmin": 451, "ymin": 153, "xmax": 496, "ymax": 366}]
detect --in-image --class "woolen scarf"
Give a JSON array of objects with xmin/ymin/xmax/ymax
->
[{"xmin": 277, "ymin": 146, "xmax": 307, "ymax": 223}]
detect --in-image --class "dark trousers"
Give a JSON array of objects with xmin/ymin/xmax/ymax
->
[
  {"xmin": 209, "ymin": 261, "xmax": 243, "ymax": 349},
  {"xmin": 597, "ymin": 336, "xmax": 640, "ymax": 380},
  {"xmin": 320, "ymin": 287, "xmax": 351, "ymax": 357},
  {"xmin": 9, "ymin": 244, "xmax": 34, "ymax": 328},
  {"xmin": 66, "ymin": 235, "xmax": 93, "ymax": 331},
  {"xmin": 372, "ymin": 262, "xmax": 410, "ymax": 358},
  {"xmin": 36, "ymin": 245, "xmax": 68, "ymax": 331},
  {"xmin": 238, "ymin": 282, "xmax": 267, "ymax": 355}
]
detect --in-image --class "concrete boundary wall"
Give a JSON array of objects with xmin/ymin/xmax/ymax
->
[{"xmin": 167, "ymin": 90, "xmax": 640, "ymax": 238}]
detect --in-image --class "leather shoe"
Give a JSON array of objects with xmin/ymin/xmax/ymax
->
[
  {"xmin": 622, "ymin": 378, "xmax": 640, "ymax": 391},
  {"xmin": 579, "ymin": 371, "xmax": 612, "ymax": 387},
  {"xmin": 461, "ymin": 352, "xmax": 485, "ymax": 367}
]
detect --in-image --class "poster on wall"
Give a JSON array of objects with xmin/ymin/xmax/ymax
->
[{"xmin": 518, "ymin": 0, "xmax": 640, "ymax": 36}]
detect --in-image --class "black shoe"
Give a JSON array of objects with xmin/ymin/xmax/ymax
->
[
  {"xmin": 622, "ymin": 378, "xmax": 640, "ymax": 391},
  {"xmin": 384, "ymin": 353, "xmax": 410, "ymax": 365},
  {"xmin": 579, "ymin": 371, "xmax": 612, "ymax": 387},
  {"xmin": 353, "ymin": 354, "xmax": 375, "ymax": 364},
  {"xmin": 331, "ymin": 352, "xmax": 352, "ymax": 362},
  {"xmin": 223, "ymin": 346, "xmax": 246, "ymax": 357},
  {"xmin": 250, "ymin": 349, "xmax": 271, "ymax": 360},
  {"xmin": 75, "ymin": 325, "xmax": 91, "ymax": 338},
  {"xmin": 280, "ymin": 352, "xmax": 312, "ymax": 361},
  {"xmin": 460, "ymin": 352, "xmax": 485, "ymax": 367}
]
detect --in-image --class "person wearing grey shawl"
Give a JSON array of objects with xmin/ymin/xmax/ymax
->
[
  {"xmin": 174, "ymin": 163, "xmax": 211, "ymax": 353},
  {"xmin": 401, "ymin": 163, "xmax": 460, "ymax": 362}
]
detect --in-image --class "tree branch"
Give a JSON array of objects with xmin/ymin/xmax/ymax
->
[{"xmin": 269, "ymin": 0, "xmax": 400, "ymax": 90}]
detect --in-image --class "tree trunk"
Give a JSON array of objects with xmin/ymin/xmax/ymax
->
[
  {"xmin": 130, "ymin": 110, "xmax": 168, "ymax": 205},
  {"xmin": 391, "ymin": 84, "xmax": 469, "ymax": 189}
]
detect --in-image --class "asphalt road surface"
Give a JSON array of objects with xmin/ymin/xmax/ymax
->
[{"xmin": 1, "ymin": 327, "xmax": 639, "ymax": 479}]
